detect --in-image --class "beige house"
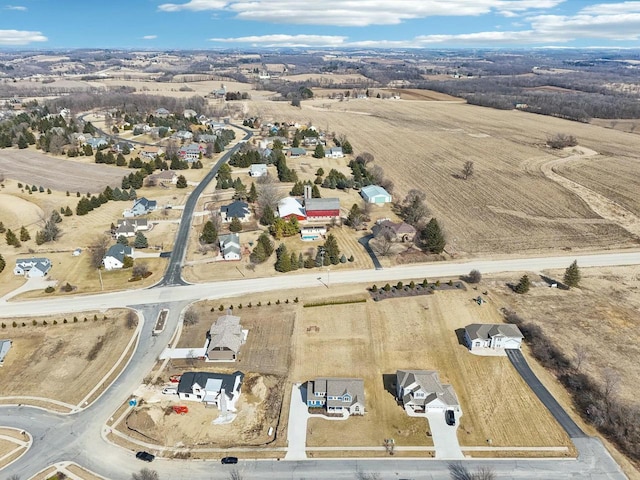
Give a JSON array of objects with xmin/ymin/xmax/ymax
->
[{"xmin": 206, "ymin": 314, "xmax": 247, "ymax": 361}]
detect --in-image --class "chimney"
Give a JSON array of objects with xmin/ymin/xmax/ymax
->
[{"xmin": 304, "ymin": 184, "xmax": 312, "ymax": 200}]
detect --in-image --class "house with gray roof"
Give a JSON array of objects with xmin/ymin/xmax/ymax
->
[
  {"xmin": 102, "ymin": 245, "xmax": 134, "ymax": 270},
  {"xmin": 220, "ymin": 201, "xmax": 250, "ymax": 223},
  {"xmin": 124, "ymin": 197, "xmax": 157, "ymax": 217},
  {"xmin": 325, "ymin": 146, "xmax": 344, "ymax": 158},
  {"xmin": 0, "ymin": 340, "xmax": 12, "ymax": 365},
  {"xmin": 177, "ymin": 371, "xmax": 244, "ymax": 412},
  {"xmin": 372, "ymin": 220, "xmax": 416, "ymax": 243},
  {"xmin": 14, "ymin": 258, "xmax": 52, "ymax": 278},
  {"xmin": 85, "ymin": 137, "xmax": 108, "ymax": 149},
  {"xmin": 306, "ymin": 378, "xmax": 365, "ymax": 416},
  {"xmin": 396, "ymin": 370, "xmax": 459, "ymax": 415},
  {"xmin": 218, "ymin": 233, "xmax": 241, "ymax": 261},
  {"xmin": 464, "ymin": 324, "xmax": 523, "ymax": 353},
  {"xmin": 115, "ymin": 219, "xmax": 148, "ymax": 238},
  {"xmin": 287, "ymin": 147, "xmax": 307, "ymax": 157},
  {"xmin": 206, "ymin": 314, "xmax": 246, "ymax": 361},
  {"xmin": 249, "ymin": 163, "xmax": 268, "ymax": 177},
  {"xmin": 198, "ymin": 133, "xmax": 218, "ymax": 143}
]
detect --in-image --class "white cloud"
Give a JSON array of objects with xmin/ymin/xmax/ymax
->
[
  {"xmin": 4, "ymin": 5, "xmax": 27, "ymax": 10},
  {"xmin": 160, "ymin": 0, "xmax": 564, "ymax": 26},
  {"xmin": 159, "ymin": 0, "xmax": 227, "ymax": 12},
  {"xmin": 142, "ymin": 35, "xmax": 158, "ymax": 40},
  {"xmin": 0, "ymin": 29, "xmax": 47, "ymax": 45},
  {"xmin": 581, "ymin": 1, "xmax": 640, "ymax": 15},
  {"xmin": 210, "ymin": 34, "xmax": 347, "ymax": 47}
]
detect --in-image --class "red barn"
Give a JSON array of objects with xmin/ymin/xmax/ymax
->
[
  {"xmin": 305, "ymin": 198, "xmax": 340, "ymax": 221},
  {"xmin": 278, "ymin": 197, "xmax": 307, "ymax": 221}
]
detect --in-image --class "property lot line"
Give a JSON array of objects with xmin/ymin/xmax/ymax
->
[{"xmin": 0, "ymin": 396, "xmax": 75, "ymax": 410}]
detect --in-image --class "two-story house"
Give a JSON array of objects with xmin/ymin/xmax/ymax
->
[
  {"xmin": 464, "ymin": 324, "xmax": 523, "ymax": 352},
  {"xmin": 396, "ymin": 369, "xmax": 459, "ymax": 415},
  {"xmin": 177, "ymin": 371, "xmax": 244, "ymax": 413},
  {"xmin": 306, "ymin": 378, "xmax": 365, "ymax": 416}
]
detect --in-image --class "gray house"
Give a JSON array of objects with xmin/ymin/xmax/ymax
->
[
  {"xmin": 396, "ymin": 370, "xmax": 459, "ymax": 414},
  {"xmin": 206, "ymin": 314, "xmax": 246, "ymax": 361},
  {"xmin": 14, "ymin": 258, "xmax": 52, "ymax": 278},
  {"xmin": 124, "ymin": 197, "xmax": 157, "ymax": 217},
  {"xmin": 464, "ymin": 324, "xmax": 523, "ymax": 352},
  {"xmin": 306, "ymin": 378, "xmax": 366, "ymax": 416}
]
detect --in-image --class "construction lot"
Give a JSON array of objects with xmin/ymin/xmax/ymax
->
[{"xmin": 0, "ymin": 309, "xmax": 133, "ymax": 409}]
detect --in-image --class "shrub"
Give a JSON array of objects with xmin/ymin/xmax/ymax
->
[
  {"xmin": 371, "ymin": 285, "xmax": 378, "ymax": 292},
  {"xmin": 218, "ymin": 304, "xmax": 224, "ymax": 311},
  {"xmin": 32, "ymin": 319, "xmax": 37, "ymax": 326},
  {"xmin": 73, "ymin": 317, "xmax": 78, "ymax": 323},
  {"xmin": 21, "ymin": 322, "xmax": 26, "ymax": 327},
  {"xmin": 1, "ymin": 323, "xmax": 4, "ymax": 328},
  {"xmin": 12, "ymin": 321, "xmax": 17, "ymax": 328},
  {"xmin": 514, "ymin": 274, "xmax": 531, "ymax": 294},
  {"xmin": 435, "ymin": 280, "xmax": 441, "ymax": 287},
  {"xmin": 422, "ymin": 279, "xmax": 429, "ymax": 287},
  {"xmin": 257, "ymin": 301, "xmax": 262, "ymax": 306},
  {"xmin": 238, "ymin": 304, "xmax": 243, "ymax": 309},
  {"xmin": 63, "ymin": 318, "xmax": 68, "ymax": 324},
  {"xmin": 396, "ymin": 281, "xmax": 403, "ymax": 289},
  {"xmin": 53, "ymin": 320, "xmax": 58, "ymax": 325},
  {"xmin": 409, "ymin": 281, "xmax": 415, "ymax": 289},
  {"xmin": 294, "ymin": 297, "xmax": 299, "ymax": 303},
  {"xmin": 45, "ymin": 286, "xmax": 55, "ymax": 293},
  {"xmin": 448, "ymin": 280, "xmax": 453, "ymax": 286},
  {"xmin": 276, "ymin": 299, "xmax": 281, "ymax": 305},
  {"xmin": 383, "ymin": 283, "xmax": 391, "ymax": 291},
  {"xmin": 43, "ymin": 320, "xmax": 47, "ymax": 326},
  {"xmin": 348, "ymin": 255, "xmax": 354, "ymax": 262}
]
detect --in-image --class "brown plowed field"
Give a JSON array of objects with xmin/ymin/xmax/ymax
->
[{"xmin": 0, "ymin": 149, "xmax": 124, "ymax": 192}]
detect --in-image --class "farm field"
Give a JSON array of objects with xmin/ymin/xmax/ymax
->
[
  {"xmin": 246, "ymin": 97, "xmax": 640, "ymax": 254},
  {"xmin": 295, "ymin": 292, "xmax": 573, "ymax": 452},
  {"xmin": 0, "ymin": 309, "xmax": 133, "ymax": 408},
  {"xmin": 0, "ymin": 149, "xmax": 124, "ymax": 192}
]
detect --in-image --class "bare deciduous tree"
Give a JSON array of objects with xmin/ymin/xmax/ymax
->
[
  {"xmin": 126, "ymin": 310, "xmax": 138, "ymax": 329},
  {"xmin": 467, "ymin": 269, "xmax": 482, "ymax": 283},
  {"xmin": 49, "ymin": 134, "xmax": 67, "ymax": 155},
  {"xmin": 400, "ymin": 189, "xmax": 429, "ymax": 226},
  {"xmin": 372, "ymin": 232, "xmax": 394, "ymax": 257},
  {"xmin": 369, "ymin": 165, "xmax": 385, "ymax": 185},
  {"xmin": 165, "ymin": 139, "xmax": 179, "ymax": 158},
  {"xmin": 131, "ymin": 468, "xmax": 159, "ymax": 480},
  {"xmin": 547, "ymin": 133, "xmax": 577, "ymax": 149},
  {"xmin": 356, "ymin": 151, "xmax": 374, "ymax": 165},
  {"xmin": 90, "ymin": 235, "xmax": 110, "ymax": 269},
  {"xmin": 574, "ymin": 345, "xmax": 589, "ymax": 372},
  {"xmin": 132, "ymin": 263, "xmax": 149, "ymax": 278},
  {"xmin": 257, "ymin": 176, "xmax": 280, "ymax": 211},
  {"xmin": 462, "ymin": 160, "xmax": 474, "ymax": 180},
  {"xmin": 183, "ymin": 308, "xmax": 199, "ymax": 326}
]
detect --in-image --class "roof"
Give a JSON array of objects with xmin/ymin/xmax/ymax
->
[
  {"xmin": 219, "ymin": 233, "xmax": 241, "ymax": 258},
  {"xmin": 133, "ymin": 197, "xmax": 157, "ymax": 211},
  {"xmin": 312, "ymin": 378, "xmax": 365, "ymax": 409},
  {"xmin": 177, "ymin": 371, "xmax": 244, "ymax": 399},
  {"xmin": 180, "ymin": 143, "xmax": 202, "ymax": 153},
  {"xmin": 208, "ymin": 314, "xmax": 243, "ymax": 355},
  {"xmin": 305, "ymin": 197, "xmax": 340, "ymax": 212},
  {"xmin": 221, "ymin": 201, "xmax": 250, "ymax": 219},
  {"xmin": 249, "ymin": 163, "xmax": 268, "ymax": 173},
  {"xmin": 148, "ymin": 170, "xmax": 176, "ymax": 180},
  {"xmin": 361, "ymin": 185, "xmax": 391, "ymax": 199},
  {"xmin": 327, "ymin": 147, "xmax": 343, "ymax": 155},
  {"xmin": 15, "ymin": 257, "xmax": 51, "ymax": 272},
  {"xmin": 0, "ymin": 340, "xmax": 11, "ymax": 363},
  {"xmin": 375, "ymin": 220, "xmax": 416, "ymax": 235},
  {"xmin": 278, "ymin": 197, "xmax": 306, "ymax": 218},
  {"xmin": 396, "ymin": 369, "xmax": 459, "ymax": 408},
  {"xmin": 465, "ymin": 324, "xmax": 524, "ymax": 341},
  {"xmin": 104, "ymin": 245, "xmax": 133, "ymax": 263},
  {"xmin": 289, "ymin": 147, "xmax": 307, "ymax": 155}
]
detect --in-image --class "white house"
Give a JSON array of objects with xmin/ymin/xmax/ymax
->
[
  {"xmin": 300, "ymin": 226, "xmax": 326, "ymax": 241},
  {"xmin": 102, "ymin": 245, "xmax": 134, "ymax": 270},
  {"xmin": 177, "ymin": 371, "xmax": 244, "ymax": 413},
  {"xmin": 464, "ymin": 324, "xmax": 524, "ymax": 352},
  {"xmin": 396, "ymin": 370, "xmax": 460, "ymax": 414},
  {"xmin": 325, "ymin": 147, "xmax": 344, "ymax": 158},
  {"xmin": 220, "ymin": 201, "xmax": 250, "ymax": 223},
  {"xmin": 115, "ymin": 219, "xmax": 149, "ymax": 238},
  {"xmin": 360, "ymin": 185, "xmax": 392, "ymax": 204},
  {"xmin": 14, "ymin": 258, "xmax": 52, "ymax": 278},
  {"xmin": 249, "ymin": 164, "xmax": 268, "ymax": 177},
  {"xmin": 219, "ymin": 233, "xmax": 241, "ymax": 261}
]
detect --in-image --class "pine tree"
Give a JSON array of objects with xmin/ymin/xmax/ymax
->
[
  {"xmin": 17, "ymin": 135, "xmax": 28, "ymax": 149},
  {"xmin": 19, "ymin": 226, "xmax": 30, "ymax": 242},
  {"xmin": 117, "ymin": 235, "xmax": 129, "ymax": 245},
  {"xmin": 0, "ymin": 253, "xmax": 5, "ymax": 273},
  {"xmin": 229, "ymin": 217, "xmax": 243, "ymax": 233},
  {"xmin": 64, "ymin": 206, "xmax": 73, "ymax": 216},
  {"xmin": 323, "ymin": 233, "xmax": 341, "ymax": 264},
  {"xmin": 5, "ymin": 229, "xmax": 20, "ymax": 248},
  {"xmin": 133, "ymin": 231, "xmax": 148, "ymax": 248},
  {"xmin": 290, "ymin": 251, "xmax": 299, "ymax": 270},
  {"xmin": 248, "ymin": 182, "xmax": 258, "ymax": 203},
  {"xmin": 342, "ymin": 140, "xmax": 353, "ymax": 154},
  {"xmin": 564, "ymin": 260, "xmax": 581, "ymax": 287},
  {"xmin": 256, "ymin": 232, "xmax": 274, "ymax": 257},
  {"xmin": 0, "ymin": 221, "xmax": 5, "ymax": 233},
  {"xmin": 260, "ymin": 204, "xmax": 276, "ymax": 226},
  {"xmin": 420, "ymin": 218, "xmax": 446, "ymax": 253},
  {"xmin": 312, "ymin": 184, "xmax": 321, "ymax": 198},
  {"xmin": 200, "ymin": 220, "xmax": 218, "ymax": 244},
  {"xmin": 176, "ymin": 175, "xmax": 188, "ymax": 188},
  {"xmin": 250, "ymin": 241, "xmax": 267, "ymax": 264},
  {"xmin": 514, "ymin": 274, "xmax": 531, "ymax": 294},
  {"xmin": 275, "ymin": 244, "xmax": 291, "ymax": 272},
  {"xmin": 313, "ymin": 143, "xmax": 325, "ymax": 158}
]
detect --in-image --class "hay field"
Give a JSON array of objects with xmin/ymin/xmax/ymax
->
[
  {"xmin": 294, "ymin": 292, "xmax": 572, "ymax": 450},
  {"xmin": 247, "ymin": 98, "xmax": 640, "ymax": 254},
  {"xmin": 0, "ymin": 310, "xmax": 132, "ymax": 406}
]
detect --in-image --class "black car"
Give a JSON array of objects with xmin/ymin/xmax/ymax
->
[
  {"xmin": 136, "ymin": 451, "xmax": 155, "ymax": 462},
  {"xmin": 221, "ymin": 456, "xmax": 239, "ymax": 464},
  {"xmin": 445, "ymin": 409, "xmax": 456, "ymax": 426}
]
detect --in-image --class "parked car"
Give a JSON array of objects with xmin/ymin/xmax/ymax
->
[
  {"xmin": 136, "ymin": 451, "xmax": 155, "ymax": 462},
  {"xmin": 162, "ymin": 387, "xmax": 178, "ymax": 395},
  {"xmin": 445, "ymin": 409, "xmax": 456, "ymax": 426},
  {"xmin": 221, "ymin": 456, "xmax": 238, "ymax": 464}
]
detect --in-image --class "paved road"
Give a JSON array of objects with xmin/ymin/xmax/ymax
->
[
  {"xmin": 506, "ymin": 349, "xmax": 585, "ymax": 438},
  {"xmin": 158, "ymin": 124, "xmax": 253, "ymax": 286}
]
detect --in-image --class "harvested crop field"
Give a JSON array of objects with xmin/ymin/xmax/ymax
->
[
  {"xmin": 247, "ymin": 98, "xmax": 640, "ymax": 254},
  {"xmin": 0, "ymin": 309, "xmax": 133, "ymax": 407},
  {"xmin": 0, "ymin": 149, "xmax": 124, "ymax": 192}
]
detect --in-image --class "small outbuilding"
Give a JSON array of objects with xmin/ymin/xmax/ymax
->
[
  {"xmin": 0, "ymin": 340, "xmax": 12, "ymax": 365},
  {"xmin": 360, "ymin": 185, "xmax": 392, "ymax": 204}
]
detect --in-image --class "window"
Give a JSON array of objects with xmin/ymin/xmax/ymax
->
[{"xmin": 343, "ymin": 394, "xmax": 351, "ymax": 402}]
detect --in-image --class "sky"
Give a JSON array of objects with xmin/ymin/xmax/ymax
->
[{"xmin": 2, "ymin": 0, "xmax": 640, "ymax": 49}]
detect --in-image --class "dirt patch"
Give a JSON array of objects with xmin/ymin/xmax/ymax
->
[
  {"xmin": 123, "ymin": 373, "xmax": 283, "ymax": 448},
  {"xmin": 0, "ymin": 309, "xmax": 133, "ymax": 406}
]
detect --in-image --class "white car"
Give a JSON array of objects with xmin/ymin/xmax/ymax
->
[{"xmin": 162, "ymin": 387, "xmax": 178, "ymax": 395}]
